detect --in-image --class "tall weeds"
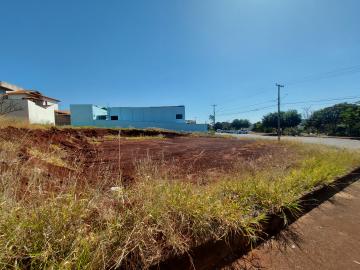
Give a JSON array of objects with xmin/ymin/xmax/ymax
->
[{"xmin": 0, "ymin": 137, "xmax": 359, "ymax": 269}]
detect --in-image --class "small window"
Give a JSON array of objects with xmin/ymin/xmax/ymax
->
[
  {"xmin": 97, "ymin": 115, "xmax": 107, "ymax": 120},
  {"xmin": 111, "ymin": 115, "xmax": 118, "ymax": 120},
  {"xmin": 176, "ymin": 114, "xmax": 183, "ymax": 120}
]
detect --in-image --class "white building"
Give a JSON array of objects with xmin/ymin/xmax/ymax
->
[{"xmin": 0, "ymin": 81, "xmax": 60, "ymax": 125}]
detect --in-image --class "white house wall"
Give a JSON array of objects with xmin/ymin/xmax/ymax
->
[{"xmin": 27, "ymin": 101, "xmax": 58, "ymax": 124}]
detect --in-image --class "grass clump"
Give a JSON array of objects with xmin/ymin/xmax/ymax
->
[
  {"xmin": 0, "ymin": 140, "xmax": 359, "ymax": 269},
  {"xmin": 0, "ymin": 116, "xmax": 53, "ymax": 130},
  {"xmin": 103, "ymin": 134, "xmax": 167, "ymax": 141},
  {"xmin": 28, "ymin": 145, "xmax": 70, "ymax": 168}
]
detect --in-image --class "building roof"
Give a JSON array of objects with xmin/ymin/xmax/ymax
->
[
  {"xmin": 0, "ymin": 81, "xmax": 24, "ymax": 92},
  {"xmin": 5, "ymin": 90, "xmax": 60, "ymax": 102},
  {"xmin": 55, "ymin": 110, "xmax": 70, "ymax": 115}
]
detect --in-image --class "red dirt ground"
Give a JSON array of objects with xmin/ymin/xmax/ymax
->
[
  {"xmin": 90, "ymin": 136, "xmax": 281, "ymax": 182},
  {"xmin": 0, "ymin": 127, "xmax": 285, "ymax": 184}
]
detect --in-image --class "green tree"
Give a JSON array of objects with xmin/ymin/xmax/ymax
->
[
  {"xmin": 213, "ymin": 122, "xmax": 232, "ymax": 130},
  {"xmin": 231, "ymin": 119, "xmax": 251, "ymax": 129},
  {"xmin": 262, "ymin": 112, "xmax": 280, "ymax": 129},
  {"xmin": 252, "ymin": 121, "xmax": 264, "ymax": 132},
  {"xmin": 221, "ymin": 122, "xmax": 232, "ymax": 130},
  {"xmin": 213, "ymin": 122, "xmax": 223, "ymax": 130},
  {"xmin": 262, "ymin": 110, "xmax": 302, "ymax": 130},
  {"xmin": 305, "ymin": 103, "xmax": 360, "ymax": 136},
  {"xmin": 283, "ymin": 110, "xmax": 302, "ymax": 128},
  {"xmin": 209, "ymin": 115, "xmax": 215, "ymax": 125}
]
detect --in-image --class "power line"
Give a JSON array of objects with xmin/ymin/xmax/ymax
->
[
  {"xmin": 282, "ymin": 101, "xmax": 359, "ymax": 110},
  {"xmin": 218, "ymin": 93, "xmax": 289, "ymax": 114},
  {"xmin": 217, "ymin": 104, "xmax": 277, "ymax": 116},
  {"xmin": 216, "ymin": 88, "xmax": 273, "ymax": 110},
  {"xmin": 283, "ymin": 96, "xmax": 360, "ymax": 106},
  {"xmin": 286, "ymin": 64, "xmax": 360, "ymax": 86},
  {"xmin": 214, "ymin": 64, "xmax": 360, "ymax": 120},
  {"xmin": 216, "ymin": 95, "xmax": 360, "ymax": 117},
  {"xmin": 218, "ymin": 64, "xmax": 360, "ymax": 110},
  {"xmin": 217, "ymin": 98, "xmax": 277, "ymax": 113}
]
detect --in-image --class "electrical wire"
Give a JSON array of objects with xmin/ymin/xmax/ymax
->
[
  {"xmin": 214, "ymin": 64, "xmax": 360, "ymax": 119},
  {"xmin": 286, "ymin": 64, "xmax": 360, "ymax": 86},
  {"xmin": 217, "ymin": 98, "xmax": 277, "ymax": 113},
  {"xmin": 217, "ymin": 104, "xmax": 277, "ymax": 117},
  {"xmin": 282, "ymin": 96, "xmax": 360, "ymax": 106},
  {"xmin": 217, "ymin": 95, "xmax": 360, "ymax": 117},
  {"xmin": 216, "ymin": 88, "xmax": 273, "ymax": 111}
]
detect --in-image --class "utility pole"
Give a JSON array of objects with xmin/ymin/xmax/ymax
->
[
  {"xmin": 211, "ymin": 104, "xmax": 217, "ymax": 126},
  {"xmin": 276, "ymin": 84, "xmax": 284, "ymax": 141}
]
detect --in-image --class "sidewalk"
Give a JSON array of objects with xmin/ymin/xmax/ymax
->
[{"xmin": 223, "ymin": 180, "xmax": 360, "ymax": 270}]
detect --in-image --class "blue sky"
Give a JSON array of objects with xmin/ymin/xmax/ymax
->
[{"xmin": 1, "ymin": 0, "xmax": 360, "ymax": 123}]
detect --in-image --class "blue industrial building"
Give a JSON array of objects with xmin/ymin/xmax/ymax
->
[{"xmin": 70, "ymin": 104, "xmax": 208, "ymax": 132}]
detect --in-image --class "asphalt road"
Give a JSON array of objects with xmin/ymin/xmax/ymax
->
[{"xmin": 223, "ymin": 133, "xmax": 360, "ymax": 150}]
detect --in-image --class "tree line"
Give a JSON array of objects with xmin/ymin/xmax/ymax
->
[
  {"xmin": 252, "ymin": 110, "xmax": 302, "ymax": 135},
  {"xmin": 213, "ymin": 119, "xmax": 251, "ymax": 130},
  {"xmin": 304, "ymin": 102, "xmax": 360, "ymax": 137},
  {"xmin": 254, "ymin": 102, "xmax": 360, "ymax": 137},
  {"xmin": 212, "ymin": 101, "xmax": 360, "ymax": 137}
]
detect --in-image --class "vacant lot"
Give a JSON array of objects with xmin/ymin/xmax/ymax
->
[
  {"xmin": 0, "ymin": 126, "xmax": 288, "ymax": 184},
  {"xmin": 88, "ymin": 136, "xmax": 289, "ymax": 183},
  {"xmin": 1, "ymin": 125, "xmax": 360, "ymax": 269}
]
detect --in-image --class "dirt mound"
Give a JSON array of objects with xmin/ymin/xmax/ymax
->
[
  {"xmin": 61, "ymin": 127, "xmax": 184, "ymax": 138},
  {"xmin": 0, "ymin": 126, "xmax": 183, "ymax": 145},
  {"xmin": 0, "ymin": 126, "xmax": 185, "ymax": 180}
]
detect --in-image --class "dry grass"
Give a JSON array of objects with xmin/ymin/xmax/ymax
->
[
  {"xmin": 87, "ymin": 134, "xmax": 167, "ymax": 146},
  {"xmin": 103, "ymin": 134, "xmax": 167, "ymax": 141},
  {"xmin": 86, "ymin": 137, "xmax": 102, "ymax": 145},
  {"xmin": 0, "ymin": 134, "xmax": 360, "ymax": 269},
  {"xmin": 0, "ymin": 116, "xmax": 53, "ymax": 130},
  {"xmin": 28, "ymin": 145, "xmax": 70, "ymax": 168}
]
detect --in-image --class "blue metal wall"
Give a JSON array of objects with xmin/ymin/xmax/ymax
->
[
  {"xmin": 70, "ymin": 104, "xmax": 208, "ymax": 132},
  {"xmin": 107, "ymin": 106, "xmax": 186, "ymax": 123}
]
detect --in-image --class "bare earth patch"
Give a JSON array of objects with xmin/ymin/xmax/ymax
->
[{"xmin": 0, "ymin": 126, "xmax": 360, "ymax": 270}]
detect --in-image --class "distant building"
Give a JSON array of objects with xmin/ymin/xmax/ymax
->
[
  {"xmin": 55, "ymin": 110, "xmax": 71, "ymax": 126},
  {"xmin": 0, "ymin": 81, "xmax": 60, "ymax": 125},
  {"xmin": 70, "ymin": 104, "xmax": 208, "ymax": 132}
]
